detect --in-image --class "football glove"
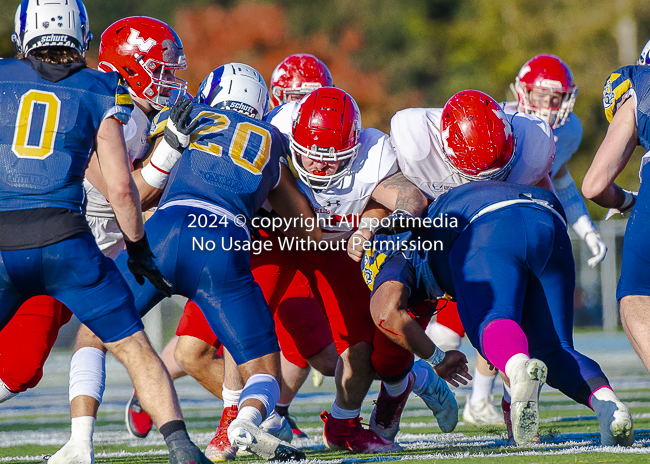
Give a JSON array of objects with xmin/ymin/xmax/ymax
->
[
  {"xmin": 164, "ymin": 97, "xmax": 199, "ymax": 151},
  {"xmin": 125, "ymin": 233, "xmax": 173, "ymax": 297}
]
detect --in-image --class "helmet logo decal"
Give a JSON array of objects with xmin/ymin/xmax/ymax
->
[{"xmin": 127, "ymin": 29, "xmax": 156, "ymax": 52}]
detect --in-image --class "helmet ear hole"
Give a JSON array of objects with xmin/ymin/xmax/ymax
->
[{"xmin": 123, "ymin": 67, "xmax": 137, "ymax": 76}]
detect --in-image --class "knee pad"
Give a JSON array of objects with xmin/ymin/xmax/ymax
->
[
  {"xmin": 69, "ymin": 347, "xmax": 106, "ymax": 403},
  {"xmin": 239, "ymin": 374, "xmax": 280, "ymax": 420},
  {"xmin": 425, "ymin": 322, "xmax": 462, "ymax": 351}
]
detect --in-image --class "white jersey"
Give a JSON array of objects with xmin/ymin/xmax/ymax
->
[
  {"xmin": 84, "ymin": 105, "xmax": 151, "ymax": 218},
  {"xmin": 264, "ymin": 101, "xmax": 298, "ymax": 137},
  {"xmin": 266, "ymin": 103, "xmax": 398, "ymax": 240},
  {"xmin": 294, "ymin": 129, "xmax": 397, "ymax": 241},
  {"xmin": 390, "ymin": 107, "xmax": 556, "ymax": 199}
]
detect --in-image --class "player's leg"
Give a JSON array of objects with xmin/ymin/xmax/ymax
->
[
  {"xmin": 301, "ymin": 249, "xmax": 400, "ymax": 453},
  {"xmin": 186, "ymin": 224, "xmax": 304, "ymax": 461},
  {"xmin": 0, "ymin": 296, "xmax": 71, "ymax": 402},
  {"xmin": 451, "ymin": 208, "xmax": 547, "ymax": 446},
  {"xmin": 271, "ymin": 269, "xmax": 337, "ymax": 438},
  {"xmin": 523, "ymin": 213, "xmax": 633, "ymax": 446},
  {"xmin": 49, "ymin": 231, "xmax": 208, "ymax": 464}
]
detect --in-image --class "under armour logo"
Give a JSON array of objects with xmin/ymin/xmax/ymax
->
[
  {"xmin": 326, "ymin": 200, "xmax": 341, "ymax": 207},
  {"xmin": 127, "ymin": 29, "xmax": 156, "ymax": 52}
]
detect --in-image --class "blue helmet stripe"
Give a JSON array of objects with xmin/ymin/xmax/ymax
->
[{"xmin": 18, "ymin": 0, "xmax": 28, "ymax": 36}]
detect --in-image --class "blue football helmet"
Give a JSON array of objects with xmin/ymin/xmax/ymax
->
[
  {"xmin": 638, "ymin": 39, "xmax": 650, "ymax": 65},
  {"xmin": 12, "ymin": 0, "xmax": 92, "ymax": 55},
  {"xmin": 196, "ymin": 62, "xmax": 269, "ymax": 120}
]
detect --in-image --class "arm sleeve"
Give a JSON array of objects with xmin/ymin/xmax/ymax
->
[{"xmin": 552, "ymin": 169, "xmax": 597, "ymax": 239}]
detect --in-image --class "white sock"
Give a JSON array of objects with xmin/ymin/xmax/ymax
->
[
  {"xmin": 383, "ymin": 373, "xmax": 411, "ymax": 397},
  {"xmin": 469, "ymin": 367, "xmax": 497, "ymax": 405},
  {"xmin": 70, "ymin": 416, "xmax": 95, "ymax": 445},
  {"xmin": 223, "ymin": 387, "xmax": 243, "ymax": 408},
  {"xmin": 504, "ymin": 353, "xmax": 530, "ymax": 381},
  {"xmin": 237, "ymin": 405, "xmax": 264, "ymax": 426},
  {"xmin": 411, "ymin": 362, "xmax": 429, "ymax": 396},
  {"xmin": 0, "ymin": 379, "xmax": 18, "ymax": 403},
  {"xmin": 503, "ymin": 384, "xmax": 511, "ymax": 403},
  {"xmin": 331, "ymin": 400, "xmax": 361, "ymax": 419}
]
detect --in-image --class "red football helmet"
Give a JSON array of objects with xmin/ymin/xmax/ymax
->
[
  {"xmin": 290, "ymin": 87, "xmax": 361, "ymax": 189},
  {"xmin": 514, "ymin": 54, "xmax": 577, "ymax": 129},
  {"xmin": 270, "ymin": 54, "xmax": 333, "ymax": 107},
  {"xmin": 98, "ymin": 17, "xmax": 187, "ymax": 110},
  {"xmin": 441, "ymin": 90, "xmax": 515, "ymax": 181}
]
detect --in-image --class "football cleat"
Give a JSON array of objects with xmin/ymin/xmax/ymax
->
[
  {"xmin": 462, "ymin": 395, "xmax": 503, "ymax": 426},
  {"xmin": 125, "ymin": 390, "xmax": 153, "ymax": 439},
  {"xmin": 414, "ymin": 360, "xmax": 459, "ymax": 432},
  {"xmin": 277, "ymin": 409, "xmax": 308, "ymax": 439},
  {"xmin": 169, "ymin": 443, "xmax": 213, "ymax": 464},
  {"xmin": 592, "ymin": 396, "xmax": 634, "ymax": 446},
  {"xmin": 39, "ymin": 441, "xmax": 93, "ymax": 464},
  {"xmin": 205, "ymin": 406, "xmax": 238, "ymax": 462},
  {"xmin": 321, "ymin": 411, "xmax": 402, "ymax": 453},
  {"xmin": 369, "ymin": 373, "xmax": 415, "ymax": 441},
  {"xmin": 260, "ymin": 410, "xmax": 293, "ymax": 443},
  {"xmin": 502, "ymin": 397, "xmax": 540, "ymax": 446},
  {"xmin": 509, "ymin": 358, "xmax": 547, "ymax": 445},
  {"xmin": 228, "ymin": 418, "xmax": 305, "ymax": 461}
]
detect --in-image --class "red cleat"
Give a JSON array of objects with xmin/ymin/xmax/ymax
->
[
  {"xmin": 369, "ymin": 373, "xmax": 414, "ymax": 441},
  {"xmin": 125, "ymin": 390, "xmax": 153, "ymax": 439},
  {"xmin": 321, "ymin": 411, "xmax": 402, "ymax": 453},
  {"xmin": 205, "ymin": 406, "xmax": 239, "ymax": 462}
]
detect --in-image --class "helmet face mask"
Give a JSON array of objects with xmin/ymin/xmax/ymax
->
[
  {"xmin": 13, "ymin": 0, "xmax": 92, "ymax": 56},
  {"xmin": 98, "ymin": 17, "xmax": 187, "ymax": 110},
  {"xmin": 270, "ymin": 54, "xmax": 333, "ymax": 107},
  {"xmin": 289, "ymin": 87, "xmax": 361, "ymax": 190},
  {"xmin": 514, "ymin": 54, "xmax": 577, "ymax": 129},
  {"xmin": 196, "ymin": 63, "xmax": 269, "ymax": 120},
  {"xmin": 441, "ymin": 89, "xmax": 516, "ymax": 181}
]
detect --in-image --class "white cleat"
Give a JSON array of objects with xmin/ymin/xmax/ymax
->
[
  {"xmin": 414, "ymin": 360, "xmax": 459, "ymax": 433},
  {"xmin": 260, "ymin": 410, "xmax": 293, "ymax": 443},
  {"xmin": 41, "ymin": 441, "xmax": 94, "ymax": 464},
  {"xmin": 592, "ymin": 396, "xmax": 634, "ymax": 446},
  {"xmin": 228, "ymin": 418, "xmax": 305, "ymax": 461},
  {"xmin": 510, "ymin": 358, "xmax": 547, "ymax": 446},
  {"xmin": 462, "ymin": 395, "xmax": 503, "ymax": 426}
]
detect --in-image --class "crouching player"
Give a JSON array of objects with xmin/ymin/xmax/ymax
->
[
  {"xmin": 111, "ymin": 63, "xmax": 314, "ymax": 461},
  {"xmin": 362, "ymin": 181, "xmax": 634, "ymax": 447}
]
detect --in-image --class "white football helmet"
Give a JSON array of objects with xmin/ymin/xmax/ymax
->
[
  {"xmin": 196, "ymin": 62, "xmax": 268, "ymax": 119},
  {"xmin": 12, "ymin": 0, "xmax": 92, "ymax": 56}
]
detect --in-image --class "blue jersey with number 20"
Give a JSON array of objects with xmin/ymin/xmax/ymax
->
[{"xmin": 155, "ymin": 104, "xmax": 285, "ymax": 220}]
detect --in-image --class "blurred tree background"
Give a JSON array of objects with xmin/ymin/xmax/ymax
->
[{"xmin": 0, "ymin": 0, "xmax": 648, "ymax": 218}]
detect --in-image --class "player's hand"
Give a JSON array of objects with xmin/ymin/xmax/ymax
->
[
  {"xmin": 165, "ymin": 97, "xmax": 199, "ymax": 151},
  {"xmin": 374, "ymin": 209, "xmax": 415, "ymax": 235},
  {"xmin": 125, "ymin": 234, "xmax": 173, "ymax": 297},
  {"xmin": 584, "ymin": 231, "xmax": 607, "ymax": 267},
  {"xmin": 433, "ymin": 350, "xmax": 472, "ymax": 387},
  {"xmin": 348, "ymin": 229, "xmax": 372, "ymax": 262},
  {"xmin": 605, "ymin": 189, "xmax": 637, "ymax": 220}
]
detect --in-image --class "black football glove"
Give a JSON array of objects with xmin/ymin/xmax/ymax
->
[
  {"xmin": 164, "ymin": 97, "xmax": 199, "ymax": 151},
  {"xmin": 125, "ymin": 233, "xmax": 173, "ymax": 298},
  {"xmin": 374, "ymin": 209, "xmax": 416, "ymax": 235}
]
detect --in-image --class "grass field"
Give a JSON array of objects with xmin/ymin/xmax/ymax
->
[{"xmin": 2, "ymin": 333, "xmax": 650, "ymax": 463}]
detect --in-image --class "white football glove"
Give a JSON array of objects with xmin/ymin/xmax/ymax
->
[
  {"xmin": 572, "ymin": 215, "xmax": 607, "ymax": 268},
  {"xmin": 584, "ymin": 231, "xmax": 607, "ymax": 268},
  {"xmin": 605, "ymin": 189, "xmax": 637, "ymax": 220}
]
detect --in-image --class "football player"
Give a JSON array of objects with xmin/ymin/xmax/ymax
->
[
  {"xmin": 362, "ymin": 180, "xmax": 634, "ymax": 447},
  {"xmin": 363, "ymin": 89, "xmax": 555, "ymax": 438},
  {"xmin": 582, "ymin": 50, "xmax": 650, "ymax": 378},
  {"xmin": 269, "ymin": 53, "xmax": 333, "ymax": 107},
  {"xmin": 112, "ymin": 62, "xmax": 315, "ymax": 461},
  {"xmin": 35, "ymin": 16, "xmax": 198, "ymax": 464},
  {"xmin": 0, "ymin": 1, "xmax": 208, "ymax": 464}
]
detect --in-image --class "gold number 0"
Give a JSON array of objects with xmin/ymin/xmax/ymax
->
[
  {"xmin": 189, "ymin": 112, "xmax": 271, "ymax": 175},
  {"xmin": 12, "ymin": 90, "xmax": 61, "ymax": 159}
]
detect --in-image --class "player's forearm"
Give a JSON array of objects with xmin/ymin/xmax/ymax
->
[
  {"xmin": 371, "ymin": 171, "xmax": 427, "ymax": 217},
  {"xmin": 552, "ymin": 170, "xmax": 592, "ymax": 226},
  {"xmin": 107, "ymin": 178, "xmax": 145, "ymax": 242}
]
